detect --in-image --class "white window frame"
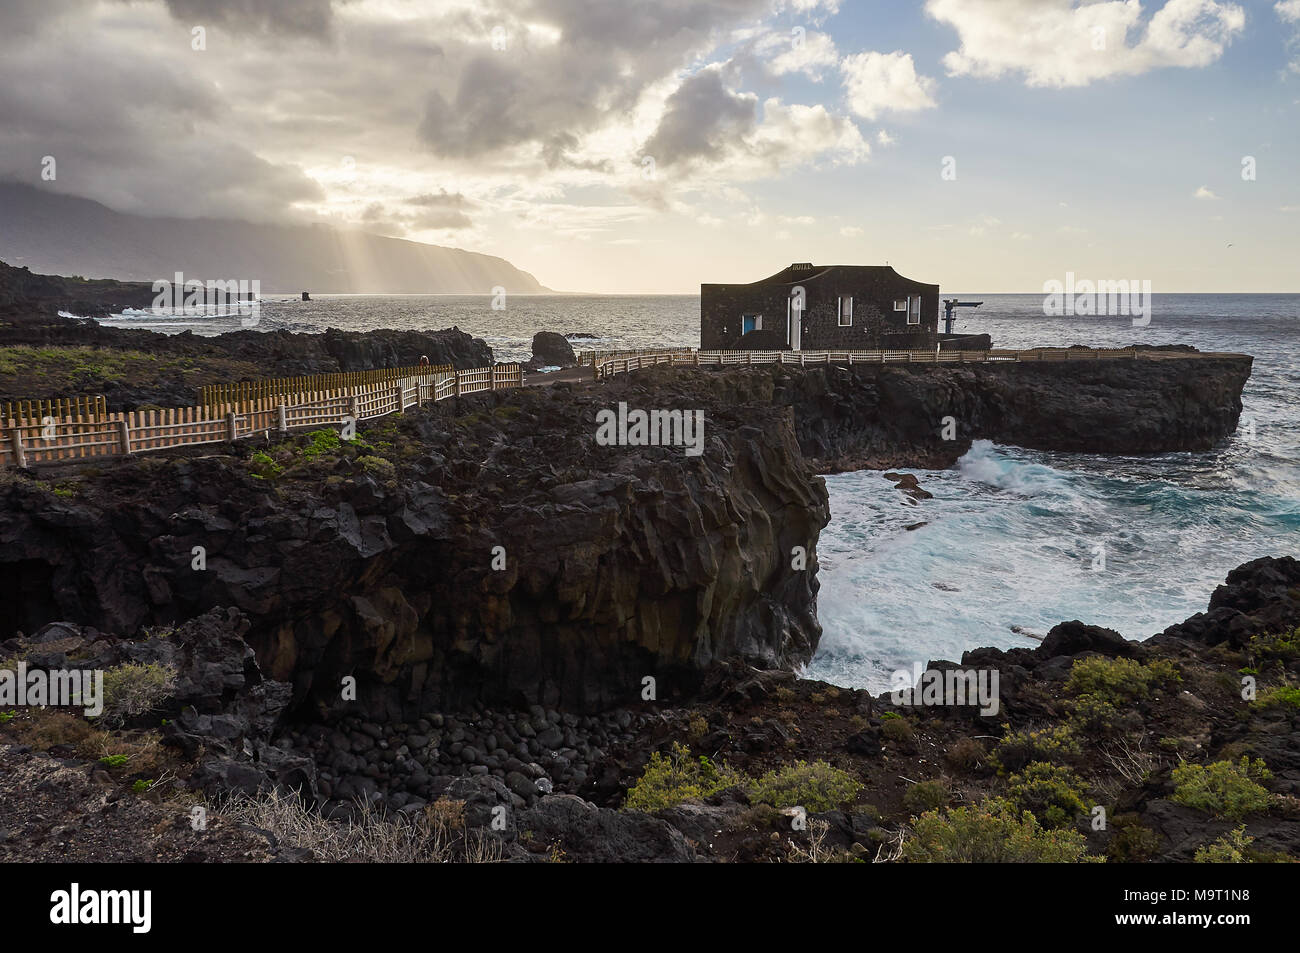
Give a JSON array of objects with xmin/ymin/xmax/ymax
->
[
  {"xmin": 907, "ymin": 295, "xmax": 921, "ymax": 325},
  {"xmin": 742, "ymin": 313, "xmax": 763, "ymax": 333},
  {"xmin": 837, "ymin": 295, "xmax": 853, "ymax": 327},
  {"xmin": 893, "ymin": 298, "xmax": 909, "ymax": 312}
]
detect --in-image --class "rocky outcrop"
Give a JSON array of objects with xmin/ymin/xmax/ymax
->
[
  {"xmin": 761, "ymin": 356, "xmax": 1252, "ymax": 471},
  {"xmin": 2, "ymin": 373, "xmax": 830, "ymax": 715},
  {"xmin": 528, "ymin": 331, "xmax": 576, "ymax": 368},
  {"xmin": 1151, "ymin": 556, "xmax": 1300, "ymax": 650}
]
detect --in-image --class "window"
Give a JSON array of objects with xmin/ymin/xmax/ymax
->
[
  {"xmin": 908, "ymin": 295, "xmax": 921, "ymax": 325},
  {"xmin": 893, "ymin": 298, "xmax": 908, "ymax": 312},
  {"xmin": 837, "ymin": 295, "xmax": 853, "ymax": 326},
  {"xmin": 741, "ymin": 313, "xmax": 763, "ymax": 334}
]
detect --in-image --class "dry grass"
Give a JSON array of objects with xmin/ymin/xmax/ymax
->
[{"xmin": 217, "ymin": 788, "xmax": 503, "ymax": 863}]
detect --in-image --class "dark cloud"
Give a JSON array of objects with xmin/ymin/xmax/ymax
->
[
  {"xmin": 159, "ymin": 0, "xmax": 339, "ymax": 37},
  {"xmin": 641, "ymin": 67, "xmax": 757, "ymax": 167},
  {"xmin": 541, "ymin": 134, "xmax": 614, "ymax": 172},
  {"xmin": 416, "ymin": 0, "xmax": 773, "ymax": 159},
  {"xmin": 363, "ymin": 196, "xmax": 474, "ymax": 233}
]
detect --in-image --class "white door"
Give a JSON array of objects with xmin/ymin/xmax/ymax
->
[{"xmin": 788, "ymin": 296, "xmax": 802, "ymax": 350}]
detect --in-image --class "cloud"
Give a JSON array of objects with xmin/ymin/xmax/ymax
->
[
  {"xmin": 877, "ymin": 129, "xmax": 897, "ymax": 146},
  {"xmin": 640, "ymin": 66, "xmax": 869, "ymax": 180},
  {"xmin": 1194, "ymin": 185, "xmax": 1219, "ymax": 199},
  {"xmin": 759, "ymin": 29, "xmax": 841, "ymax": 80},
  {"xmin": 842, "ymin": 51, "xmax": 938, "ymax": 119},
  {"xmin": 1279, "ymin": 0, "xmax": 1300, "ymax": 71},
  {"xmin": 0, "ymin": 0, "xmax": 871, "ymax": 245},
  {"xmin": 158, "ymin": 0, "xmax": 340, "ymax": 37},
  {"xmin": 641, "ymin": 66, "xmax": 759, "ymax": 167},
  {"xmin": 840, "ymin": 225, "xmax": 864, "ymax": 236},
  {"xmin": 926, "ymin": 0, "xmax": 1245, "ymax": 88}
]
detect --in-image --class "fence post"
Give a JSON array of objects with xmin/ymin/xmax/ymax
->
[
  {"xmin": 11, "ymin": 429, "xmax": 26, "ymax": 468},
  {"xmin": 350, "ymin": 396, "xmax": 361, "ymax": 421},
  {"xmin": 454, "ymin": 371, "xmax": 462, "ymax": 397},
  {"xmin": 118, "ymin": 419, "xmax": 132, "ymax": 455},
  {"xmin": 226, "ymin": 413, "xmax": 238, "ymax": 443},
  {"xmin": 393, "ymin": 384, "xmax": 403, "ymax": 411},
  {"xmin": 277, "ymin": 403, "xmax": 288, "ymax": 434}
]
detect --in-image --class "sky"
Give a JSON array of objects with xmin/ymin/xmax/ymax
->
[{"xmin": 1, "ymin": 0, "xmax": 1298, "ymax": 293}]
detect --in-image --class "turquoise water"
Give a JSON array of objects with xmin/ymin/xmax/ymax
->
[{"xmin": 805, "ymin": 294, "xmax": 1300, "ymax": 691}]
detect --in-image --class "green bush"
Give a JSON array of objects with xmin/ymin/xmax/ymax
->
[
  {"xmin": 1252, "ymin": 685, "xmax": 1300, "ymax": 711},
  {"xmin": 622, "ymin": 743, "xmax": 746, "ymax": 812},
  {"xmin": 98, "ymin": 754, "xmax": 129, "ymax": 768},
  {"xmin": 1004, "ymin": 762, "xmax": 1090, "ymax": 829},
  {"xmin": 1171, "ymin": 758, "xmax": 1272, "ymax": 820},
  {"xmin": 249, "ymin": 450, "xmax": 282, "ymax": 479},
  {"xmin": 881, "ymin": 717, "xmax": 914, "ymax": 743},
  {"xmin": 1066, "ymin": 693, "xmax": 1126, "ymax": 736},
  {"xmin": 903, "ymin": 779, "xmax": 949, "ymax": 814},
  {"xmin": 903, "ymin": 798, "xmax": 1100, "ymax": 863},
  {"xmin": 990, "ymin": 724, "xmax": 1083, "ymax": 774},
  {"xmin": 749, "ymin": 761, "xmax": 862, "ymax": 813},
  {"xmin": 1193, "ymin": 826, "xmax": 1253, "ymax": 863},
  {"xmin": 1247, "ymin": 628, "xmax": 1300, "ymax": 663},
  {"xmin": 1106, "ymin": 815, "xmax": 1164, "ymax": 862},
  {"xmin": 300, "ymin": 429, "xmax": 342, "ymax": 459},
  {"xmin": 99, "ymin": 662, "xmax": 176, "ymax": 726},
  {"xmin": 1065, "ymin": 656, "xmax": 1181, "ymax": 704},
  {"xmin": 356, "ymin": 455, "xmax": 395, "ymax": 479}
]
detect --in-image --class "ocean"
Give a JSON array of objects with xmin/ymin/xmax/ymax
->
[{"xmin": 96, "ymin": 293, "xmax": 1300, "ymax": 693}]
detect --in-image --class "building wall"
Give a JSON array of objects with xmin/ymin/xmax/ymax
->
[{"xmin": 701, "ymin": 272, "xmax": 939, "ymax": 351}]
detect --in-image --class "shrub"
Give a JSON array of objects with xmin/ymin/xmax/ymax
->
[
  {"xmin": 100, "ymin": 662, "xmax": 176, "ymax": 726},
  {"xmin": 686, "ymin": 714, "xmax": 709, "ymax": 743},
  {"xmin": 1004, "ymin": 762, "xmax": 1090, "ymax": 829},
  {"xmin": 903, "ymin": 798, "xmax": 1099, "ymax": 863},
  {"xmin": 1253, "ymin": 686, "xmax": 1300, "ymax": 711},
  {"xmin": 1171, "ymin": 758, "xmax": 1272, "ymax": 820},
  {"xmin": 1193, "ymin": 826, "xmax": 1253, "ymax": 863},
  {"xmin": 249, "ymin": 450, "xmax": 282, "ymax": 479},
  {"xmin": 98, "ymin": 754, "xmax": 129, "ymax": 768},
  {"xmin": 356, "ymin": 455, "xmax": 395, "ymax": 479},
  {"xmin": 1106, "ymin": 814, "xmax": 1164, "ymax": 862},
  {"xmin": 904, "ymin": 779, "xmax": 950, "ymax": 814},
  {"xmin": 945, "ymin": 737, "xmax": 986, "ymax": 774},
  {"xmin": 1065, "ymin": 656, "xmax": 1181, "ymax": 705},
  {"xmin": 1066, "ymin": 693, "xmax": 1125, "ymax": 736},
  {"xmin": 749, "ymin": 761, "xmax": 862, "ymax": 813},
  {"xmin": 300, "ymin": 429, "xmax": 342, "ymax": 460},
  {"xmin": 1247, "ymin": 628, "xmax": 1300, "ymax": 663},
  {"xmin": 990, "ymin": 724, "xmax": 1082, "ymax": 774},
  {"xmin": 881, "ymin": 717, "xmax": 914, "ymax": 743},
  {"xmin": 623, "ymin": 743, "xmax": 746, "ymax": 812}
]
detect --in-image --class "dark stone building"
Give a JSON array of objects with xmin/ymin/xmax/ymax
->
[{"xmin": 701, "ymin": 263, "xmax": 940, "ymax": 351}]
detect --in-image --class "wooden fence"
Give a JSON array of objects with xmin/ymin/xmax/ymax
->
[
  {"xmin": 586, "ymin": 347, "xmax": 1142, "ymax": 379},
  {"xmin": 1, "ymin": 364, "xmax": 522, "ymax": 469},
  {"xmin": 1, "ymin": 395, "xmax": 107, "ymax": 423},
  {"xmin": 197, "ymin": 364, "xmax": 453, "ymax": 410}
]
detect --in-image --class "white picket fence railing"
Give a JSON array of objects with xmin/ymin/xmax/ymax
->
[
  {"xmin": 1, "ymin": 363, "xmax": 523, "ymax": 469},
  {"xmin": 583, "ymin": 347, "xmax": 1143, "ymax": 379}
]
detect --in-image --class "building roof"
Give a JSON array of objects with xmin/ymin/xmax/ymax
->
[{"xmin": 719, "ymin": 263, "xmax": 937, "ymax": 289}]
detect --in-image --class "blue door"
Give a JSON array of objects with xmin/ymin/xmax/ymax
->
[{"xmin": 742, "ymin": 314, "xmax": 759, "ymax": 334}]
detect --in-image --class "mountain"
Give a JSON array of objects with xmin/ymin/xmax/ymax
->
[{"xmin": 0, "ymin": 182, "xmax": 552, "ymax": 294}]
